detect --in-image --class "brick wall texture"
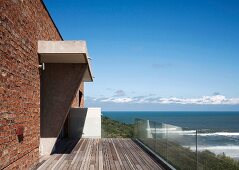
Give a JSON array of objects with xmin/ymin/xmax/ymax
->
[
  {"xmin": 0, "ymin": 0, "xmax": 84, "ymax": 169},
  {"xmin": 71, "ymin": 83, "xmax": 84, "ymax": 108}
]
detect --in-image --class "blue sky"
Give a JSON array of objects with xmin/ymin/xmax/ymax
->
[{"xmin": 44, "ymin": 0, "xmax": 239, "ymax": 111}]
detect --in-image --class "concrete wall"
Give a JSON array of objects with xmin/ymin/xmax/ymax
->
[
  {"xmin": 82, "ymin": 108, "xmax": 101, "ymax": 138},
  {"xmin": 68, "ymin": 108, "xmax": 87, "ymax": 139},
  {"xmin": 68, "ymin": 108, "xmax": 101, "ymax": 139},
  {"xmin": 0, "ymin": 1, "xmax": 62, "ymax": 169}
]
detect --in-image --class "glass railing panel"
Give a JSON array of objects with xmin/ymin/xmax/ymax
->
[
  {"xmin": 135, "ymin": 119, "xmax": 147, "ymax": 144},
  {"xmin": 166, "ymin": 124, "xmax": 197, "ymax": 169},
  {"xmin": 135, "ymin": 119, "xmax": 198, "ymax": 169},
  {"xmin": 155, "ymin": 122, "xmax": 168, "ymax": 160},
  {"xmin": 149, "ymin": 120, "xmax": 157, "ymax": 151},
  {"xmin": 134, "ymin": 118, "xmax": 239, "ymax": 170},
  {"xmin": 135, "ymin": 119, "xmax": 156, "ymax": 150}
]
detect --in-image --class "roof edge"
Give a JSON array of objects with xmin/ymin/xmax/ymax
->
[{"xmin": 40, "ymin": 0, "xmax": 64, "ymax": 40}]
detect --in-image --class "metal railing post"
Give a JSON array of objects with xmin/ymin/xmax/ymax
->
[
  {"xmin": 154, "ymin": 121, "xmax": 157, "ymax": 150},
  {"xmin": 166, "ymin": 124, "xmax": 168, "ymax": 161},
  {"xmin": 196, "ymin": 129, "xmax": 198, "ymax": 170}
]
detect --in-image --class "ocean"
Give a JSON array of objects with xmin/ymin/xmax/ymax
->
[{"xmin": 102, "ymin": 111, "xmax": 239, "ymax": 160}]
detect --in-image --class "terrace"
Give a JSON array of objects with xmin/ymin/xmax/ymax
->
[
  {"xmin": 33, "ymin": 115, "xmax": 239, "ymax": 170},
  {"xmin": 34, "ymin": 138, "xmax": 164, "ymax": 170}
]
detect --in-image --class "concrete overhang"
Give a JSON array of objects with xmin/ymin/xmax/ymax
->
[{"xmin": 38, "ymin": 41, "xmax": 93, "ymax": 82}]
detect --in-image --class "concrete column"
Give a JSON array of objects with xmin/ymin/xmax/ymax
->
[
  {"xmin": 68, "ymin": 108, "xmax": 101, "ymax": 139},
  {"xmin": 82, "ymin": 108, "xmax": 101, "ymax": 138}
]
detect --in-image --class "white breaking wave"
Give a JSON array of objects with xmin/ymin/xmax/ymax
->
[
  {"xmin": 149, "ymin": 129, "xmax": 196, "ymax": 135},
  {"xmin": 151, "ymin": 130, "xmax": 239, "ymax": 137},
  {"xmin": 197, "ymin": 146, "xmax": 239, "ymax": 150},
  {"xmin": 197, "ymin": 132, "xmax": 239, "ymax": 137}
]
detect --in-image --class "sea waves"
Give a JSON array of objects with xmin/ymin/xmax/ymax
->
[{"xmin": 197, "ymin": 132, "xmax": 239, "ymax": 137}]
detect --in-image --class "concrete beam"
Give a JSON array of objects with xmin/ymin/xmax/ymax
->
[{"xmin": 38, "ymin": 41, "xmax": 88, "ymax": 55}]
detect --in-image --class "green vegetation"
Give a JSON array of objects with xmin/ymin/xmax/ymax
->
[
  {"xmin": 143, "ymin": 139, "xmax": 239, "ymax": 170},
  {"xmin": 198, "ymin": 150, "xmax": 239, "ymax": 170},
  {"xmin": 101, "ymin": 116, "xmax": 134, "ymax": 138}
]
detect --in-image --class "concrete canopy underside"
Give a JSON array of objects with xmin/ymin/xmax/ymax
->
[{"xmin": 38, "ymin": 41, "xmax": 93, "ymax": 82}]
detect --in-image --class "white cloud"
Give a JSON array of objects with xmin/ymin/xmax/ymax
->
[
  {"xmin": 101, "ymin": 97, "xmax": 133, "ymax": 103},
  {"xmin": 158, "ymin": 95, "xmax": 228, "ymax": 104},
  {"xmin": 89, "ymin": 95, "xmax": 239, "ymax": 105}
]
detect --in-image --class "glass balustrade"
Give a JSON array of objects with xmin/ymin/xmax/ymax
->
[{"xmin": 134, "ymin": 118, "xmax": 239, "ymax": 170}]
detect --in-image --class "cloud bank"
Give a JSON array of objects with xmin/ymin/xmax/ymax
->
[{"xmin": 86, "ymin": 95, "xmax": 239, "ymax": 105}]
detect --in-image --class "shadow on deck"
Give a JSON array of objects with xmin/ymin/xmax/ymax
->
[{"xmin": 34, "ymin": 138, "xmax": 164, "ymax": 170}]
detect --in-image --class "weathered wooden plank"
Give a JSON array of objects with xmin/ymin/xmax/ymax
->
[
  {"xmin": 124, "ymin": 153, "xmax": 136, "ymax": 170},
  {"xmin": 83, "ymin": 139, "xmax": 95, "ymax": 170},
  {"xmin": 51, "ymin": 154, "xmax": 68, "ymax": 170},
  {"xmin": 128, "ymin": 139, "xmax": 163, "ymax": 170},
  {"xmin": 102, "ymin": 139, "xmax": 112, "ymax": 170},
  {"xmin": 45, "ymin": 155, "xmax": 61, "ymax": 170},
  {"xmin": 136, "ymin": 164, "xmax": 144, "ymax": 170},
  {"xmin": 105, "ymin": 139, "xmax": 117, "ymax": 170},
  {"xmin": 129, "ymin": 139, "xmax": 158, "ymax": 170},
  {"xmin": 62, "ymin": 139, "xmax": 84, "ymax": 169},
  {"xmin": 90, "ymin": 139, "xmax": 97, "ymax": 168},
  {"xmin": 37, "ymin": 155, "xmax": 58, "ymax": 170},
  {"xmin": 114, "ymin": 139, "xmax": 131, "ymax": 170},
  {"xmin": 109, "ymin": 140, "xmax": 121, "ymax": 170},
  {"xmin": 126, "ymin": 139, "xmax": 154, "ymax": 169},
  {"xmin": 118, "ymin": 139, "xmax": 137, "ymax": 170},
  {"xmin": 99, "ymin": 139, "xmax": 104, "ymax": 170},
  {"xmin": 95, "ymin": 139, "xmax": 99, "ymax": 170},
  {"xmin": 118, "ymin": 139, "xmax": 139, "ymax": 170},
  {"xmin": 70, "ymin": 138, "xmax": 85, "ymax": 165},
  {"xmin": 90, "ymin": 164, "xmax": 95, "ymax": 170},
  {"xmin": 77, "ymin": 139, "xmax": 92, "ymax": 169},
  {"xmin": 125, "ymin": 139, "xmax": 151, "ymax": 169},
  {"xmin": 111, "ymin": 139, "xmax": 125, "ymax": 170},
  {"xmin": 57, "ymin": 160, "xmax": 68, "ymax": 170},
  {"xmin": 71, "ymin": 139, "xmax": 89, "ymax": 170}
]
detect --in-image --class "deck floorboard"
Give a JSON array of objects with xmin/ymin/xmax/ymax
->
[{"xmin": 35, "ymin": 138, "xmax": 164, "ymax": 170}]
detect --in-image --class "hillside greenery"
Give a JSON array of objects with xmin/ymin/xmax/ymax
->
[{"xmin": 101, "ymin": 116, "xmax": 134, "ymax": 138}]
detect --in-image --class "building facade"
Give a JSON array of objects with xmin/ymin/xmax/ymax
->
[{"xmin": 0, "ymin": 1, "xmax": 88, "ymax": 169}]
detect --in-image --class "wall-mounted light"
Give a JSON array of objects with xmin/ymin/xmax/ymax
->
[{"xmin": 39, "ymin": 63, "xmax": 45, "ymax": 70}]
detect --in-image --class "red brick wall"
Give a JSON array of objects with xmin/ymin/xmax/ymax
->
[
  {"xmin": 71, "ymin": 83, "xmax": 84, "ymax": 108},
  {"xmin": 0, "ymin": 0, "xmax": 62, "ymax": 169}
]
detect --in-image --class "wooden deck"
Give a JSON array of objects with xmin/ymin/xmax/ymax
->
[{"xmin": 35, "ymin": 138, "xmax": 164, "ymax": 170}]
